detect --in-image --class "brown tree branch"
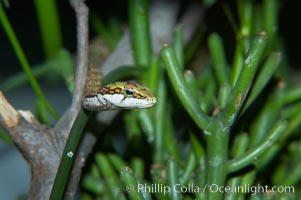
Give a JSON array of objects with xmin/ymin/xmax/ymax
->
[{"xmin": 0, "ymin": 92, "xmax": 60, "ymax": 199}]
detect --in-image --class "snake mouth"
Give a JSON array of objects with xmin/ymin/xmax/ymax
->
[
  {"xmin": 141, "ymin": 98, "xmax": 157, "ymax": 108},
  {"xmin": 126, "ymin": 98, "xmax": 157, "ymax": 109}
]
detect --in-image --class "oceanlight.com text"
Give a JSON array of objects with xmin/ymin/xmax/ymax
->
[{"xmin": 134, "ymin": 183, "xmax": 295, "ymax": 196}]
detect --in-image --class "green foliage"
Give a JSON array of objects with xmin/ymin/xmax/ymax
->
[
  {"xmin": 83, "ymin": 0, "xmax": 300, "ymax": 199},
  {"xmin": 0, "ymin": 3, "xmax": 59, "ymax": 119}
]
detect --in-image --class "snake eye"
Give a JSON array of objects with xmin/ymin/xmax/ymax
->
[{"xmin": 125, "ymin": 88, "xmax": 134, "ymax": 96}]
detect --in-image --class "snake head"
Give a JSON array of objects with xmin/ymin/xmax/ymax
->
[{"xmin": 99, "ymin": 81, "xmax": 157, "ymax": 109}]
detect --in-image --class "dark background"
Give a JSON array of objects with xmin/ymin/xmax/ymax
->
[{"xmin": 0, "ymin": 0, "xmax": 300, "ymax": 81}]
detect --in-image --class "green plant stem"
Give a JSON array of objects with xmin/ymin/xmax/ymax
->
[
  {"xmin": 205, "ymin": 126, "xmax": 229, "ymax": 200},
  {"xmin": 131, "ymin": 158, "xmax": 144, "ymax": 177},
  {"xmin": 50, "ymin": 110, "xmax": 90, "ymax": 200},
  {"xmin": 36, "ymin": 98, "xmax": 51, "ymax": 124},
  {"xmin": 284, "ymin": 87, "xmax": 301, "ymax": 105},
  {"xmin": 164, "ymin": 111, "xmax": 181, "ymax": 162},
  {"xmin": 225, "ymin": 178, "xmax": 242, "ymax": 200},
  {"xmin": 208, "ymin": 33, "xmax": 229, "ymax": 85},
  {"xmin": 231, "ymin": 44, "xmax": 244, "ymax": 86},
  {"xmin": 82, "ymin": 175, "xmax": 105, "ymax": 195},
  {"xmin": 249, "ymin": 86, "xmax": 283, "ymax": 147},
  {"xmin": 108, "ymin": 153, "xmax": 127, "ymax": 171},
  {"xmin": 137, "ymin": 110, "xmax": 154, "ymax": 141},
  {"xmin": 167, "ymin": 157, "xmax": 181, "ymax": 200},
  {"xmin": 173, "ymin": 26, "xmax": 184, "ymax": 70},
  {"xmin": 242, "ymin": 52, "xmax": 282, "ymax": 113},
  {"xmin": 238, "ymin": 0, "xmax": 252, "ymax": 36},
  {"xmin": 277, "ymin": 155, "xmax": 301, "ymax": 186},
  {"xmin": 218, "ymin": 84, "xmax": 231, "ymax": 109},
  {"xmin": 237, "ymin": 0, "xmax": 252, "ymax": 50},
  {"xmin": 203, "ymin": 76, "xmax": 217, "ymax": 112},
  {"xmin": 240, "ymin": 170, "xmax": 256, "ymax": 197},
  {"xmin": 228, "ymin": 120, "xmax": 287, "ymax": 172},
  {"xmin": 147, "ymin": 56, "xmax": 161, "ymax": 94},
  {"xmin": 137, "ymin": 57, "xmax": 160, "ymax": 142},
  {"xmin": 223, "ymin": 32, "xmax": 268, "ymax": 127},
  {"xmin": 120, "ymin": 167, "xmax": 147, "ymax": 200},
  {"xmin": 0, "ymin": 4, "xmax": 59, "ymax": 119},
  {"xmin": 282, "ymin": 102, "xmax": 301, "ymax": 119},
  {"xmin": 285, "ymin": 107, "xmax": 301, "ymax": 135},
  {"xmin": 190, "ymin": 132, "xmax": 206, "ymax": 165},
  {"xmin": 161, "ymin": 45, "xmax": 210, "ymax": 131},
  {"xmin": 34, "ymin": 0, "xmax": 62, "ymax": 59},
  {"xmin": 196, "ymin": 68, "xmax": 216, "ymax": 113},
  {"xmin": 129, "ymin": 0, "xmax": 151, "ymax": 66},
  {"xmin": 184, "ymin": 70, "xmax": 198, "ymax": 98},
  {"xmin": 125, "ymin": 111, "xmax": 141, "ymax": 139},
  {"xmin": 254, "ymin": 110, "xmax": 301, "ymax": 172},
  {"xmin": 190, "ymin": 132, "xmax": 206, "ymax": 200},
  {"xmin": 96, "ymin": 153, "xmax": 126, "ymax": 199},
  {"xmin": 180, "ymin": 151, "xmax": 197, "ymax": 186},
  {"xmin": 226, "ymin": 133, "xmax": 248, "ymax": 200},
  {"xmin": 263, "ymin": 0, "xmax": 278, "ymax": 50},
  {"xmin": 129, "ymin": 0, "xmax": 156, "ymax": 149},
  {"xmin": 153, "ymin": 79, "xmax": 166, "ymax": 163}
]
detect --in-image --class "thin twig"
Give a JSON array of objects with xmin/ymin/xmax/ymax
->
[{"xmin": 55, "ymin": 0, "xmax": 89, "ymax": 141}]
